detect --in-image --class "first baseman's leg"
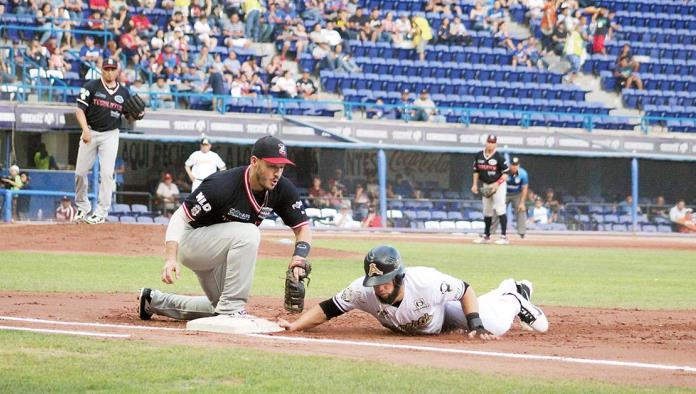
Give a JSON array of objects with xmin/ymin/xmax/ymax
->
[
  {"xmin": 493, "ymin": 187, "xmax": 507, "ymax": 236},
  {"xmin": 93, "ymin": 130, "xmax": 119, "ymax": 217},
  {"xmin": 148, "ymin": 290, "xmax": 215, "ymax": 320},
  {"xmin": 74, "ymin": 138, "xmax": 99, "ymax": 213},
  {"xmin": 179, "ymin": 222, "xmax": 261, "ymax": 315},
  {"xmin": 482, "ymin": 196, "xmax": 493, "ymax": 237}
]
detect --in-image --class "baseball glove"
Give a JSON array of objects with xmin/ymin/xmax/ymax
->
[
  {"xmin": 481, "ymin": 183, "xmax": 497, "ymax": 198},
  {"xmin": 123, "ymin": 94, "xmax": 145, "ymax": 120},
  {"xmin": 284, "ymin": 260, "xmax": 312, "ymax": 313}
]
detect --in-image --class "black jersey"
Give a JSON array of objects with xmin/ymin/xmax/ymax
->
[
  {"xmin": 472, "ymin": 150, "xmax": 509, "ymax": 184},
  {"xmin": 182, "ymin": 165, "xmax": 310, "ymax": 229},
  {"xmin": 76, "ymin": 78, "xmax": 132, "ymax": 132}
]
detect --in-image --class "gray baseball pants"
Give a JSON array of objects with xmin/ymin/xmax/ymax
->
[
  {"xmin": 74, "ymin": 128, "xmax": 119, "ymax": 217},
  {"xmin": 491, "ymin": 192, "xmax": 527, "ymax": 236},
  {"xmin": 148, "ymin": 222, "xmax": 261, "ymax": 320}
]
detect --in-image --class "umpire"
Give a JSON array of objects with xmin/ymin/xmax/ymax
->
[
  {"xmin": 471, "ymin": 134, "xmax": 509, "ymax": 244},
  {"xmin": 74, "ymin": 58, "xmax": 144, "ymax": 224},
  {"xmin": 491, "ymin": 157, "xmax": 529, "ymax": 239}
]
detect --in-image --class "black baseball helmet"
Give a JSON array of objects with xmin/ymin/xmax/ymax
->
[{"xmin": 362, "ymin": 245, "xmax": 405, "ymax": 287}]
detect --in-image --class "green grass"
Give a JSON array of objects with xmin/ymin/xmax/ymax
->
[
  {"xmin": 0, "ymin": 331, "xmax": 687, "ymax": 393},
  {"xmin": 1, "ymin": 239, "xmax": 695, "ymax": 309}
]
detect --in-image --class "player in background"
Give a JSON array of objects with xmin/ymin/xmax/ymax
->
[
  {"xmin": 74, "ymin": 58, "xmax": 144, "ymax": 224},
  {"xmin": 491, "ymin": 157, "xmax": 529, "ymax": 239},
  {"xmin": 185, "ymin": 137, "xmax": 227, "ymax": 192},
  {"xmin": 279, "ymin": 245, "xmax": 548, "ymax": 337},
  {"xmin": 471, "ymin": 134, "xmax": 509, "ymax": 244}
]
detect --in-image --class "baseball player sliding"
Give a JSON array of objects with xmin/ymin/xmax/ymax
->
[
  {"xmin": 74, "ymin": 58, "xmax": 145, "ymax": 224},
  {"xmin": 138, "ymin": 136, "xmax": 313, "ymax": 323},
  {"xmin": 279, "ymin": 245, "xmax": 548, "ymax": 337},
  {"xmin": 472, "ymin": 134, "xmax": 510, "ymax": 244}
]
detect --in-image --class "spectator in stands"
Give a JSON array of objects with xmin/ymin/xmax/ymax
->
[
  {"xmin": 278, "ymin": 23, "xmax": 308, "ymax": 60},
  {"xmin": 296, "ymin": 70, "xmax": 317, "ymax": 99},
  {"xmin": 494, "ymin": 21, "xmax": 515, "ymax": 50},
  {"xmin": 524, "ymin": 0, "xmax": 545, "ymax": 21},
  {"xmin": 649, "ymin": 196, "xmax": 668, "ymax": 221},
  {"xmin": 1, "ymin": 165, "xmax": 22, "ymax": 190},
  {"xmin": 241, "ymin": 58, "xmax": 261, "ymax": 79},
  {"xmin": 308, "ymin": 176, "xmax": 329, "ymax": 208},
  {"xmin": 119, "ymin": 26, "xmax": 142, "ymax": 59},
  {"xmin": 393, "ymin": 14, "xmax": 412, "ymax": 47},
  {"xmin": 617, "ymin": 195, "xmax": 641, "ymax": 215},
  {"xmin": 327, "ymin": 184, "xmax": 344, "ymax": 208},
  {"xmin": 669, "ymin": 200, "xmax": 695, "ymax": 232},
  {"xmin": 114, "ymin": 154, "xmax": 126, "ymax": 194},
  {"xmin": 131, "ymin": 79, "xmax": 151, "ymax": 106},
  {"xmin": 413, "ymin": 89, "xmax": 437, "ymax": 122},
  {"xmin": 150, "ymin": 76, "xmax": 175, "ymax": 109},
  {"xmin": 202, "ymin": 64, "xmax": 226, "ymax": 111},
  {"xmin": 37, "ymin": 3, "xmax": 57, "ymax": 46},
  {"xmin": 348, "ymin": 8, "xmax": 368, "ymax": 40},
  {"xmin": 265, "ymin": 55, "xmax": 284, "ymax": 78},
  {"xmin": 470, "ymin": 2, "xmax": 487, "ymax": 31},
  {"xmin": 361, "ymin": 205, "xmax": 383, "ymax": 228},
  {"xmin": 450, "ymin": 16, "xmax": 472, "ymax": 45},
  {"xmin": 335, "ymin": 44, "xmax": 361, "ymax": 73},
  {"xmin": 28, "ymin": 39, "xmax": 49, "ymax": 71},
  {"xmin": 412, "ymin": 189, "xmax": 425, "ymax": 200},
  {"xmin": 16, "ymin": 172, "xmax": 31, "ymax": 221},
  {"xmin": 436, "ymin": 18, "xmax": 453, "ymax": 44},
  {"xmin": 544, "ymin": 188, "xmax": 561, "ymax": 223},
  {"xmin": 156, "ymin": 172, "xmax": 180, "ymax": 217},
  {"xmin": 366, "ymin": 8, "xmax": 387, "ymax": 42},
  {"xmin": 77, "ymin": 36, "xmax": 103, "ymax": 78},
  {"xmin": 539, "ymin": 0, "xmax": 558, "ymax": 54},
  {"xmin": 592, "ymin": 8, "xmax": 611, "ymax": 55},
  {"xmin": 512, "ymin": 41, "xmax": 532, "ymax": 68},
  {"xmin": 33, "ymin": 143, "xmax": 58, "ymax": 170},
  {"xmin": 333, "ymin": 203, "xmax": 357, "ymax": 228},
  {"xmin": 563, "ymin": 24, "xmax": 586, "ymax": 83},
  {"xmin": 395, "ymin": 89, "xmax": 413, "ymax": 120},
  {"xmin": 613, "ymin": 44, "xmax": 643, "ymax": 91},
  {"xmin": 524, "ymin": 37, "xmax": 547, "ymax": 69},
  {"xmin": 327, "ymin": 169, "xmax": 346, "ymax": 194},
  {"xmin": 56, "ymin": 196, "xmax": 77, "ymax": 222},
  {"xmin": 10, "ymin": 0, "xmax": 35, "ymax": 15},
  {"xmin": 222, "ymin": 14, "xmax": 250, "ymax": 49},
  {"xmin": 412, "ymin": 16, "xmax": 432, "ymax": 61},
  {"xmin": 353, "ymin": 183, "xmax": 370, "ymax": 219},
  {"xmin": 223, "ymin": 51, "xmax": 241, "ymax": 77},
  {"xmin": 312, "ymin": 41, "xmax": 333, "ymax": 71},
  {"xmin": 243, "ymin": 0, "xmax": 263, "ymax": 41},
  {"xmin": 551, "ymin": 21, "xmax": 568, "ymax": 56},
  {"xmin": 273, "ymin": 70, "xmax": 298, "ymax": 98},
  {"xmin": 367, "ymin": 98, "xmax": 388, "ymax": 119},
  {"xmin": 486, "ymin": 1, "xmax": 507, "ymax": 32},
  {"xmin": 529, "ymin": 197, "xmax": 549, "ymax": 224},
  {"xmin": 194, "ymin": 15, "xmax": 218, "ymax": 49}
]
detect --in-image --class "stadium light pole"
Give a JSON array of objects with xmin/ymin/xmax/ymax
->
[
  {"xmin": 377, "ymin": 148, "xmax": 387, "ymax": 227},
  {"xmin": 631, "ymin": 156, "xmax": 639, "ymax": 232}
]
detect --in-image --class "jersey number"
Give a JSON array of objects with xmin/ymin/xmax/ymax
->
[{"xmin": 195, "ymin": 192, "xmax": 212, "ymax": 212}]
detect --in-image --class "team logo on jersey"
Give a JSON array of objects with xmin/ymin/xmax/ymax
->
[
  {"xmin": 195, "ymin": 192, "xmax": 212, "ymax": 213},
  {"xmin": 278, "ymin": 143, "xmax": 287, "ymax": 157},
  {"xmin": 292, "ymin": 200, "xmax": 303, "ymax": 210},
  {"xmin": 398, "ymin": 313, "xmax": 433, "ymax": 333},
  {"xmin": 440, "ymin": 282, "xmax": 452, "ymax": 294},
  {"xmin": 258, "ymin": 206, "xmax": 273, "ymax": 219},
  {"xmin": 79, "ymin": 88, "xmax": 90, "ymax": 100},
  {"xmin": 489, "ymin": 159, "xmax": 497, "ymax": 165},
  {"xmin": 413, "ymin": 298, "xmax": 429, "ymax": 311},
  {"xmin": 367, "ymin": 263, "xmax": 383, "ymax": 277},
  {"xmin": 227, "ymin": 208, "xmax": 251, "ymax": 220},
  {"xmin": 190, "ymin": 205, "xmax": 202, "ymax": 217},
  {"xmin": 340, "ymin": 288, "xmax": 355, "ymax": 303},
  {"xmin": 114, "ymin": 95, "xmax": 124, "ymax": 104}
]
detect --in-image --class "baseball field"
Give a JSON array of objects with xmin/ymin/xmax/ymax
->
[{"xmin": 1, "ymin": 224, "xmax": 695, "ymax": 393}]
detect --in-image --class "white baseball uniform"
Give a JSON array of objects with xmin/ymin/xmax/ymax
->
[
  {"xmin": 185, "ymin": 150, "xmax": 226, "ymax": 192},
  {"xmin": 332, "ymin": 267, "xmax": 527, "ymax": 336}
]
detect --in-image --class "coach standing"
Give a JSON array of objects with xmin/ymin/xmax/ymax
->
[
  {"xmin": 74, "ymin": 58, "xmax": 145, "ymax": 224},
  {"xmin": 491, "ymin": 156, "xmax": 528, "ymax": 239},
  {"xmin": 471, "ymin": 134, "xmax": 509, "ymax": 244}
]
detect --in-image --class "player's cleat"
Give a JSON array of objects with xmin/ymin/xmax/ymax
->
[
  {"xmin": 138, "ymin": 288, "xmax": 153, "ymax": 320},
  {"xmin": 494, "ymin": 236, "xmax": 509, "ymax": 245},
  {"xmin": 73, "ymin": 209, "xmax": 87, "ymax": 223},
  {"xmin": 519, "ymin": 234, "xmax": 525, "ymax": 239},
  {"xmin": 508, "ymin": 289, "xmax": 548, "ymax": 333},
  {"xmin": 515, "ymin": 280, "xmax": 533, "ymax": 302},
  {"xmin": 84, "ymin": 214, "xmax": 105, "ymax": 224},
  {"xmin": 473, "ymin": 236, "xmax": 491, "ymax": 244}
]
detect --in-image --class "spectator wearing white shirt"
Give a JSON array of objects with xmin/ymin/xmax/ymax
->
[
  {"xmin": 524, "ymin": 0, "xmax": 545, "ymax": 20},
  {"xmin": 156, "ymin": 173, "xmax": 180, "ymax": 216},
  {"xmin": 194, "ymin": 15, "xmax": 218, "ymax": 49},
  {"xmin": 273, "ymin": 70, "xmax": 298, "ymax": 98},
  {"xmin": 333, "ymin": 203, "xmax": 358, "ymax": 228},
  {"xmin": 184, "ymin": 138, "xmax": 227, "ymax": 192},
  {"xmin": 530, "ymin": 198, "xmax": 549, "ymax": 224},
  {"xmin": 669, "ymin": 200, "xmax": 695, "ymax": 232}
]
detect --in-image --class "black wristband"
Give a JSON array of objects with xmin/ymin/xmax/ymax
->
[
  {"xmin": 466, "ymin": 312, "xmax": 484, "ymax": 330},
  {"xmin": 294, "ymin": 241, "xmax": 311, "ymax": 258}
]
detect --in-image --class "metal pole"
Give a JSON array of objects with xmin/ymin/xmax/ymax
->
[
  {"xmin": 4, "ymin": 130, "xmax": 10, "ymax": 170},
  {"xmin": 631, "ymin": 157, "xmax": 639, "ymax": 232},
  {"xmin": 377, "ymin": 148, "xmax": 387, "ymax": 227},
  {"xmin": 2, "ymin": 190, "xmax": 11, "ymax": 222},
  {"xmin": 91, "ymin": 157, "xmax": 100, "ymax": 211}
]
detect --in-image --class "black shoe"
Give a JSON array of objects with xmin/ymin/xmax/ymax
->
[
  {"xmin": 520, "ymin": 234, "xmax": 525, "ymax": 239},
  {"xmin": 138, "ymin": 288, "xmax": 153, "ymax": 320},
  {"xmin": 515, "ymin": 280, "xmax": 532, "ymax": 302}
]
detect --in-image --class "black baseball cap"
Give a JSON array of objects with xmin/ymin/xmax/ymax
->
[
  {"xmin": 252, "ymin": 135, "xmax": 295, "ymax": 165},
  {"xmin": 61, "ymin": 195, "xmax": 70, "ymax": 201},
  {"xmin": 200, "ymin": 138, "xmax": 211, "ymax": 145},
  {"xmin": 103, "ymin": 58, "xmax": 118, "ymax": 69},
  {"xmin": 486, "ymin": 134, "xmax": 497, "ymax": 143},
  {"xmin": 511, "ymin": 157, "xmax": 520, "ymax": 165}
]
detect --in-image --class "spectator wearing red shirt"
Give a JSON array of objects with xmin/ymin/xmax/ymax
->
[
  {"xmin": 56, "ymin": 196, "xmax": 77, "ymax": 222},
  {"xmin": 361, "ymin": 206, "xmax": 383, "ymax": 228},
  {"xmin": 307, "ymin": 176, "xmax": 328, "ymax": 208},
  {"xmin": 89, "ymin": 0, "xmax": 108, "ymax": 13},
  {"xmin": 119, "ymin": 26, "xmax": 139, "ymax": 58}
]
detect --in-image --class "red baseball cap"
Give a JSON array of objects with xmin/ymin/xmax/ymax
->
[
  {"xmin": 252, "ymin": 135, "xmax": 295, "ymax": 165},
  {"xmin": 103, "ymin": 58, "xmax": 119, "ymax": 70}
]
